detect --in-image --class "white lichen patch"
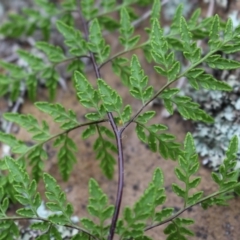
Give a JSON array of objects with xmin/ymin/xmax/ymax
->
[
  {"xmin": 182, "ymin": 68, "xmax": 240, "ymax": 170},
  {"xmin": 18, "ymin": 202, "xmax": 80, "ymax": 239}
]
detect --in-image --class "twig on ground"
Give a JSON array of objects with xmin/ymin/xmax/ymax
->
[{"xmin": 206, "ymin": 0, "xmax": 215, "ymax": 18}]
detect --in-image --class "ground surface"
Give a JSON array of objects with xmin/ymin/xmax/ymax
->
[{"xmin": 0, "ymin": 1, "xmax": 240, "ymax": 240}]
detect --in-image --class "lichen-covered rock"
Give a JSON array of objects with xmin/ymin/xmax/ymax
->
[{"xmin": 183, "ymin": 68, "xmax": 240, "ymax": 170}]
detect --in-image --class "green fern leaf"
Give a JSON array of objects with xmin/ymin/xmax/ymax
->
[
  {"xmin": 161, "ymin": 95, "xmax": 214, "ymax": 123},
  {"xmin": 5, "ymin": 157, "xmax": 41, "ymax": 216},
  {"xmin": 93, "ymin": 126, "xmax": 117, "ymax": 179},
  {"xmin": 112, "ymin": 57, "xmax": 131, "ymax": 86},
  {"xmin": 119, "ymin": 8, "xmax": 140, "ymax": 50},
  {"xmin": 0, "ymin": 132, "xmax": 29, "ymax": 154},
  {"xmin": 151, "ymin": 19, "xmax": 168, "ymax": 63},
  {"xmin": 98, "ymin": 79, "xmax": 122, "ymax": 113},
  {"xmin": 208, "ymin": 14, "xmax": 221, "ymax": 50},
  {"xmin": 36, "ymin": 42, "xmax": 65, "ymax": 62},
  {"xmin": 172, "ymin": 133, "xmax": 203, "ymax": 207},
  {"xmin": 170, "ymin": 4, "xmax": 183, "ymax": 34},
  {"xmin": 122, "ymin": 105, "xmax": 132, "ymax": 123},
  {"xmin": 28, "ymin": 145, "xmax": 47, "ymax": 182},
  {"xmin": 0, "ymin": 61, "xmax": 26, "ymax": 79},
  {"xmin": 53, "ymin": 134, "xmax": 77, "ymax": 181},
  {"xmin": 119, "ymin": 168, "xmax": 167, "ymax": 238},
  {"xmin": 17, "ymin": 50, "xmax": 46, "ymax": 71},
  {"xmin": 154, "ymin": 208, "xmax": 174, "ymax": 222},
  {"xmin": 167, "ymin": 61, "xmax": 180, "ymax": 82},
  {"xmin": 164, "ymin": 217, "xmax": 194, "ymax": 239},
  {"xmin": 74, "ymin": 71, "xmax": 101, "ymax": 112},
  {"xmin": 81, "ymin": 178, "xmax": 114, "ymax": 238},
  {"xmin": 56, "ymin": 21, "xmax": 87, "ymax": 56},
  {"xmin": 35, "ymin": 102, "xmax": 79, "ymax": 130},
  {"xmin": 206, "ymin": 56, "xmax": 240, "ymax": 69},
  {"xmin": 101, "ymin": 0, "xmax": 116, "ymax": 12},
  {"xmin": 43, "ymin": 173, "xmax": 74, "ymax": 224},
  {"xmin": 129, "ymin": 55, "xmax": 152, "ymax": 103},
  {"xmin": 135, "ymin": 121, "xmax": 182, "ymax": 160},
  {"xmin": 224, "ymin": 18, "xmax": 233, "ymax": 42},
  {"xmin": 80, "ymin": 0, "xmax": 98, "ymax": 20},
  {"xmin": 137, "ymin": 111, "xmax": 155, "ymax": 124},
  {"xmin": 188, "ymin": 8, "xmax": 201, "ymax": 28},
  {"xmin": 186, "ymin": 68, "xmax": 232, "ymax": 90},
  {"xmin": 151, "ymin": 0, "xmax": 161, "ymax": 20},
  {"xmin": 0, "ymin": 220, "xmax": 19, "ymax": 239},
  {"xmin": 3, "ymin": 113, "xmax": 51, "ymax": 141},
  {"xmin": 180, "ymin": 16, "xmax": 192, "ymax": 52},
  {"xmin": 88, "ymin": 19, "xmax": 110, "ymax": 63}
]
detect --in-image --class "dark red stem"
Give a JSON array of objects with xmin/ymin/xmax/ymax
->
[{"xmin": 79, "ymin": 5, "xmax": 124, "ymax": 240}]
